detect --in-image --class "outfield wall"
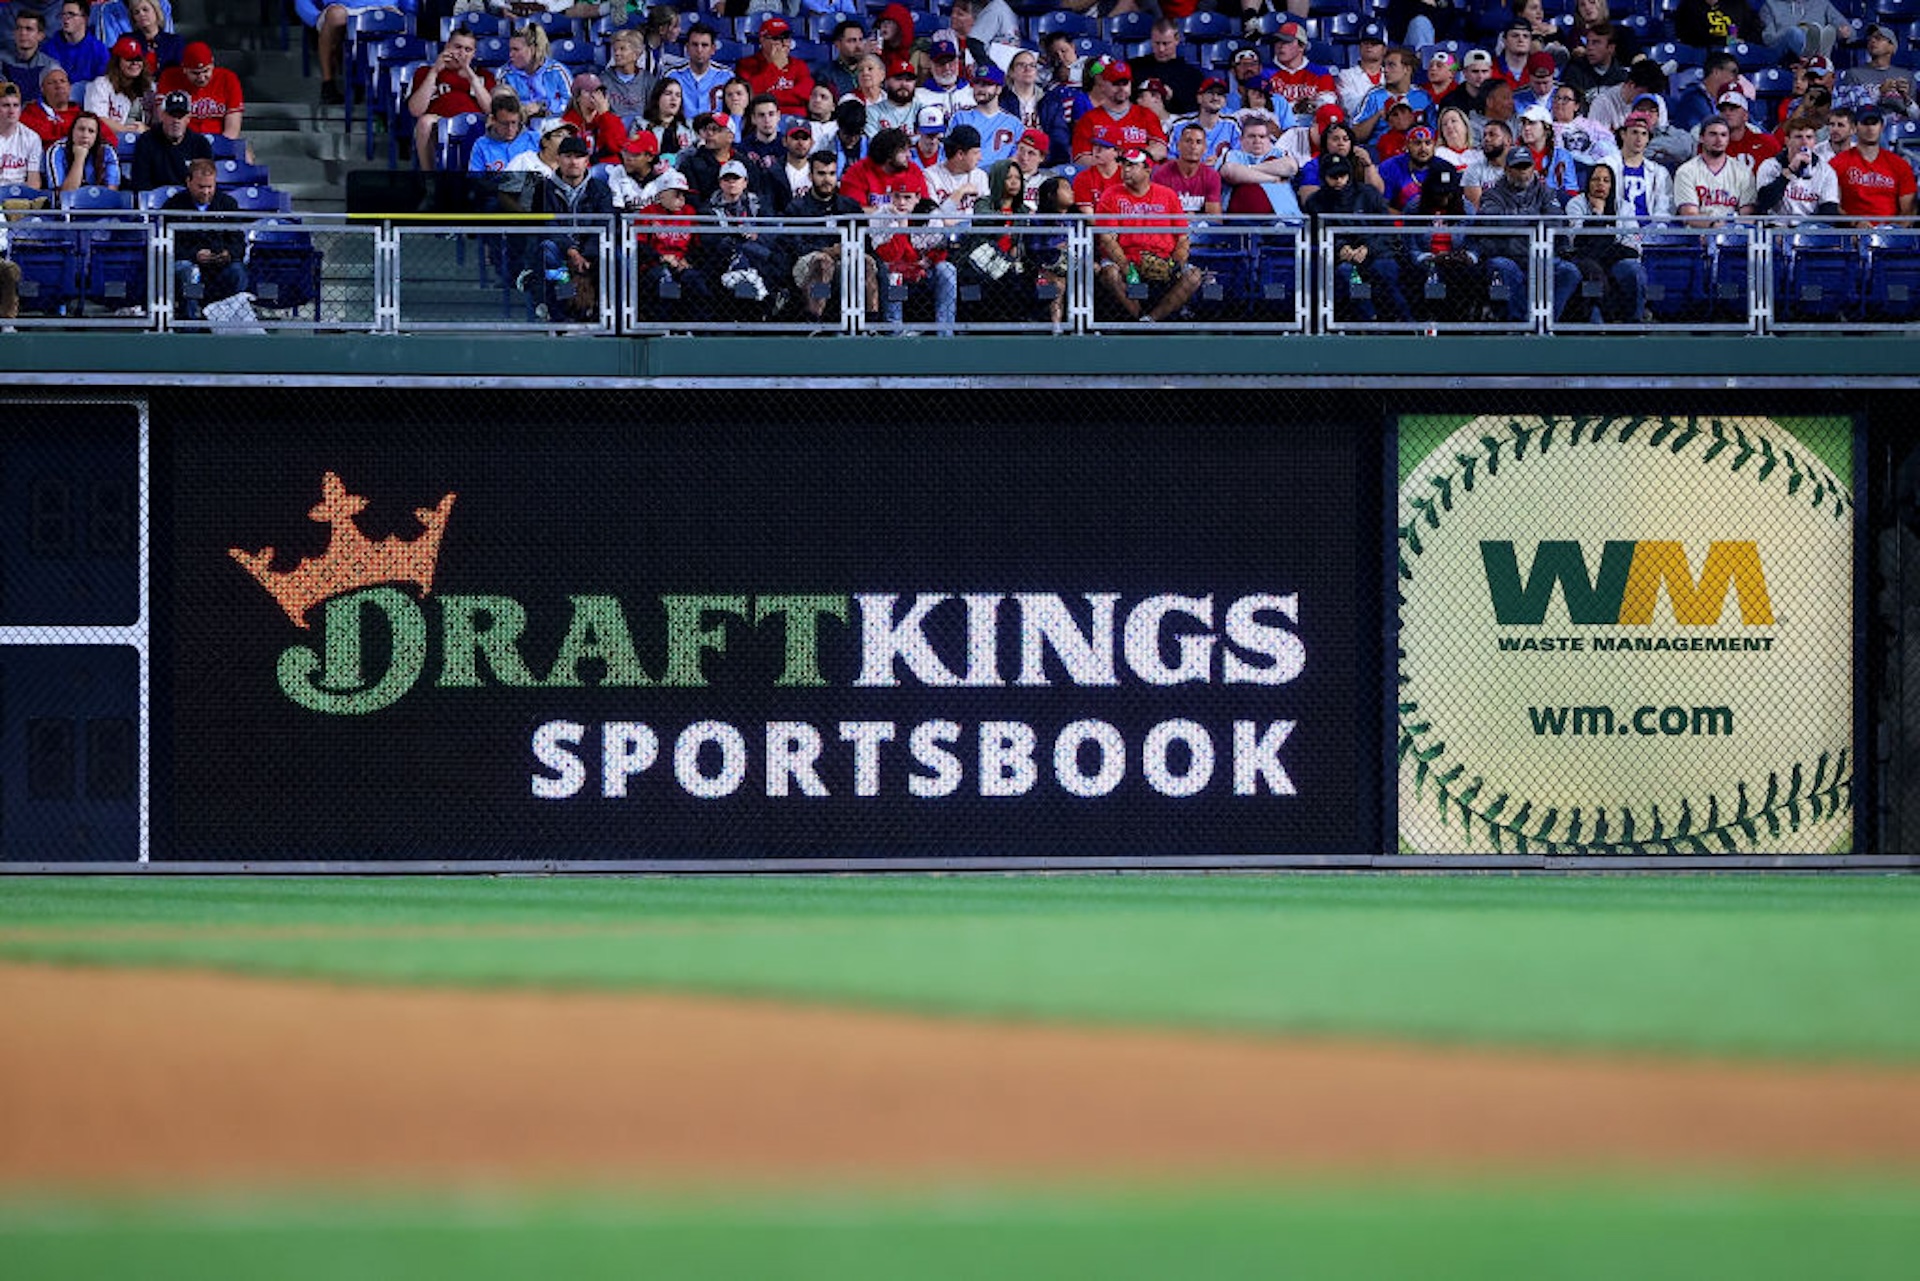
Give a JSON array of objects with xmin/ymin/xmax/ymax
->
[{"xmin": 3, "ymin": 388, "xmax": 1915, "ymax": 868}]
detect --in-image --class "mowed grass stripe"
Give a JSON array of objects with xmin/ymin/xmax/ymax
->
[
  {"xmin": 5, "ymin": 1183, "xmax": 1919, "ymax": 1281},
  {"xmin": 1, "ymin": 876, "xmax": 1916, "ymax": 1061}
]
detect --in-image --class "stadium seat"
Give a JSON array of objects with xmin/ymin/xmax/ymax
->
[
  {"xmin": 227, "ymin": 185, "xmax": 294, "ymax": 213},
  {"xmin": 436, "ymin": 111, "xmax": 485, "ymax": 171},
  {"xmin": 1181, "ymin": 12, "xmax": 1237, "ymax": 44},
  {"xmin": 1724, "ymin": 40, "xmax": 1780, "ymax": 67},
  {"xmin": 471, "ymin": 36, "xmax": 509, "ymax": 68},
  {"xmin": 1646, "ymin": 41, "xmax": 1706, "ymax": 68},
  {"xmin": 1034, "ymin": 11, "xmax": 1095, "ymax": 41},
  {"xmin": 0, "ymin": 180, "xmax": 47, "ymax": 206},
  {"xmin": 1640, "ymin": 236, "xmax": 1714, "ymax": 322},
  {"xmin": 139, "ymin": 185, "xmax": 184, "ymax": 211},
  {"xmin": 547, "ymin": 37, "xmax": 596, "ymax": 67},
  {"xmin": 1106, "ymin": 12, "xmax": 1156, "ymax": 43},
  {"xmin": 528, "ymin": 11, "xmax": 576, "ymax": 42},
  {"xmin": 59, "ymin": 185, "xmax": 133, "ymax": 211},
  {"xmin": 344, "ymin": 8, "xmax": 412, "ymax": 131},
  {"xmin": 352, "ymin": 33, "xmax": 432, "ymax": 135},
  {"xmin": 1776, "ymin": 232, "xmax": 1862, "ymax": 323},
  {"xmin": 441, "ymin": 13, "xmax": 508, "ymax": 42},
  {"xmin": 9, "ymin": 214, "xmax": 84, "ymax": 316},
  {"xmin": 82, "ymin": 219, "xmax": 148, "ymax": 314},
  {"xmin": 216, "ymin": 158, "xmax": 272, "ymax": 189},
  {"xmin": 1865, "ymin": 231, "xmax": 1920, "ymax": 319},
  {"xmin": 247, "ymin": 218, "xmax": 326, "ymax": 320}
]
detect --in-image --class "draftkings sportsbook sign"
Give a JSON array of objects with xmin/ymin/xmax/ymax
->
[{"xmin": 165, "ymin": 413, "xmax": 1375, "ymax": 861}]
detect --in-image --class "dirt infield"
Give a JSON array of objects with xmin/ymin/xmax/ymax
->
[{"xmin": 4, "ymin": 961, "xmax": 1920, "ymax": 1188}]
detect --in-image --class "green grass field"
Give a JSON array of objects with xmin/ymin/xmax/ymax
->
[{"xmin": 3, "ymin": 873, "xmax": 1918, "ymax": 1278}]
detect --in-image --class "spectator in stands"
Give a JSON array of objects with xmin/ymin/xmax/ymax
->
[
  {"xmin": 1563, "ymin": 161, "xmax": 1646, "ymax": 322},
  {"xmin": 872, "ymin": 4, "xmax": 916, "ymax": 74},
  {"xmin": 632, "ymin": 5, "xmax": 687, "ymax": 91},
  {"xmin": 829, "ymin": 100, "xmax": 868, "ymax": 170},
  {"xmin": 1133, "ymin": 75, "xmax": 1177, "ymax": 144},
  {"xmin": 739, "ymin": 92, "xmax": 787, "ymax": 176},
  {"xmin": 1006, "ymin": 126, "xmax": 1048, "ymax": 204},
  {"xmin": 908, "ymin": 104, "xmax": 945, "ymax": 170},
  {"xmin": 501, "ymin": 25, "xmax": 570, "ymax": 122},
  {"xmin": 1129, "ymin": 20, "xmax": 1202, "ymax": 115},
  {"xmin": 1755, "ymin": 115, "xmax": 1841, "ymax": 216},
  {"xmin": 601, "ymin": 29, "xmax": 653, "ymax": 124},
  {"xmin": 840, "ymin": 124, "xmax": 927, "ymax": 212},
  {"xmin": 604, "ymin": 129, "xmax": 662, "ymax": 210},
  {"xmin": 641, "ymin": 78, "xmax": 694, "ymax": 163},
  {"xmin": 773, "ymin": 121, "xmax": 814, "ymax": 206},
  {"xmin": 526, "ymin": 133, "xmax": 613, "ymax": 322},
  {"xmin": 1304, "ymin": 151, "xmax": 1407, "ymax": 321},
  {"xmin": 924, "ymin": 121, "xmax": 987, "ymax": 221},
  {"xmin": 720, "ymin": 78, "xmax": 752, "ymax": 139},
  {"xmin": 968, "ymin": 0, "xmax": 1020, "ymax": 50},
  {"xmin": 1174, "ymin": 75, "xmax": 1241, "ymax": 166},
  {"xmin": 1072, "ymin": 58, "xmax": 1166, "ymax": 165},
  {"xmin": 1424, "ymin": 49, "xmax": 1461, "ymax": 108},
  {"xmin": 1379, "ymin": 122, "xmax": 1439, "ymax": 210},
  {"xmin": 1511, "ymin": 0, "xmax": 1561, "ymax": 45},
  {"xmin": 869, "ymin": 55, "xmax": 918, "ymax": 136},
  {"xmin": 1843, "ymin": 26, "xmax": 1917, "ymax": 121},
  {"xmin": 48, "ymin": 1, "xmax": 108, "ymax": 86},
  {"xmin": 1265, "ymin": 21, "xmax": 1335, "ymax": 118},
  {"xmin": 408, "ymin": 29, "xmax": 496, "ymax": 172},
  {"xmin": 1759, "ymin": 0, "xmax": 1850, "ymax": 61},
  {"xmin": 1513, "ymin": 51, "xmax": 1561, "ymax": 115},
  {"xmin": 1674, "ymin": 119, "xmax": 1758, "ymax": 225},
  {"xmin": 1406, "ymin": 164, "xmax": 1484, "ymax": 322},
  {"xmin": 1390, "ymin": 0, "xmax": 1465, "ymax": 51},
  {"xmin": 45, "ymin": 106, "xmax": 115, "ymax": 188},
  {"xmin": 740, "ymin": 17, "xmax": 813, "ymax": 116},
  {"xmin": 129, "ymin": 87, "xmax": 205, "ymax": 190},
  {"xmin": 467, "ymin": 91, "xmax": 537, "ymax": 191},
  {"xmin": 0, "ymin": 80, "xmax": 43, "ymax": 186},
  {"xmin": 1037, "ymin": 54, "xmax": 1089, "ymax": 164},
  {"xmin": 85, "ymin": 35, "xmax": 150, "ymax": 137},
  {"xmin": 1039, "ymin": 29, "xmax": 1078, "ymax": 95},
  {"xmin": 953, "ymin": 63, "xmax": 1021, "ymax": 166},
  {"xmin": 1562, "ymin": 22, "xmax": 1628, "ymax": 99},
  {"xmin": 1816, "ymin": 103, "xmax": 1852, "ymax": 160},
  {"xmin": 1492, "ymin": 21, "xmax": 1534, "ymax": 87},
  {"xmin": 1354, "ymin": 46, "xmax": 1427, "ymax": 143},
  {"xmin": 1829, "ymin": 105, "xmax": 1917, "ymax": 221},
  {"xmin": 632, "ymin": 168, "xmax": 710, "ymax": 323},
  {"xmin": 803, "ymin": 82, "xmax": 838, "ymax": 149},
  {"xmin": 1071, "ymin": 126, "xmax": 1123, "ymax": 212},
  {"xmin": 310, "ymin": 0, "xmax": 388, "ymax": 104},
  {"xmin": 1439, "ymin": 48, "xmax": 1493, "ymax": 117},
  {"xmin": 815, "ymin": 17, "xmax": 869, "ymax": 100},
  {"xmin": 1569, "ymin": 0, "xmax": 1642, "ymax": 63},
  {"xmin": 1517, "ymin": 106, "xmax": 1579, "ymax": 197},
  {"xmin": 1718, "ymin": 92, "xmax": 1779, "ymax": 170},
  {"xmin": 1777, "ymin": 55, "xmax": 1833, "ymax": 128},
  {"xmin": 123, "ymin": 0, "xmax": 180, "ymax": 73},
  {"xmin": 942, "ymin": 4, "xmax": 991, "ymax": 73},
  {"xmin": 162, "ymin": 156, "xmax": 246, "ymax": 321},
  {"xmin": 1610, "ymin": 112, "xmax": 1675, "ymax": 224},
  {"xmin": 703, "ymin": 158, "xmax": 778, "ymax": 315},
  {"xmin": 1094, "ymin": 146, "xmax": 1200, "ymax": 323},
  {"xmin": 916, "ymin": 33, "xmax": 972, "ymax": 120},
  {"xmin": 1476, "ymin": 144, "xmax": 1581, "ymax": 320},
  {"xmin": 21, "ymin": 66, "xmax": 80, "ymax": 143},
  {"xmin": 1676, "ymin": 0, "xmax": 1762, "ymax": 49},
  {"xmin": 1002, "ymin": 48, "xmax": 1042, "ymax": 129},
  {"xmin": 1672, "ymin": 51, "xmax": 1739, "ymax": 134},
  {"xmin": 1337, "ymin": 22, "xmax": 1391, "ymax": 118},
  {"xmin": 157, "ymin": 42, "xmax": 243, "ymax": 140},
  {"xmin": 1154, "ymin": 120, "xmax": 1223, "ymax": 215},
  {"xmin": 1550, "ymin": 86, "xmax": 1617, "ymax": 175},
  {"xmin": 1463, "ymin": 115, "xmax": 1513, "ymax": 203},
  {"xmin": 564, "ymin": 72, "xmax": 629, "ymax": 166},
  {"xmin": 1435, "ymin": 104, "xmax": 1474, "ymax": 168},
  {"xmin": 1220, "ymin": 112, "xmax": 1302, "ymax": 217},
  {"xmin": 4, "ymin": 12, "xmax": 57, "ymax": 104},
  {"xmin": 680, "ymin": 109, "xmax": 764, "ymax": 205},
  {"xmin": 669, "ymin": 25, "xmax": 731, "ymax": 117}
]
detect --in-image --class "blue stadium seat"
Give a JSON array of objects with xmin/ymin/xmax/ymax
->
[
  {"xmin": 1182, "ymin": 12, "xmax": 1238, "ymax": 44},
  {"xmin": 1776, "ymin": 232, "xmax": 1862, "ymax": 322},
  {"xmin": 436, "ymin": 111, "xmax": 485, "ymax": 171},
  {"xmin": 10, "ymin": 215, "xmax": 84, "ymax": 316},
  {"xmin": 1865, "ymin": 231, "xmax": 1920, "ymax": 319},
  {"xmin": 216, "ymin": 158, "xmax": 272, "ymax": 189},
  {"xmin": 139, "ymin": 185, "xmax": 184, "ymax": 211},
  {"xmin": 548, "ymin": 38, "xmax": 596, "ymax": 67},
  {"xmin": 1640, "ymin": 236, "xmax": 1714, "ymax": 322},
  {"xmin": 1034, "ymin": 11, "xmax": 1095, "ymax": 41},
  {"xmin": 228, "ymin": 185, "xmax": 294, "ymax": 213},
  {"xmin": 247, "ymin": 218, "xmax": 326, "ymax": 320},
  {"xmin": 1106, "ymin": 12, "xmax": 1157, "ymax": 43},
  {"xmin": 1646, "ymin": 41, "xmax": 1706, "ymax": 68},
  {"xmin": 59, "ymin": 185, "xmax": 132, "ymax": 211}
]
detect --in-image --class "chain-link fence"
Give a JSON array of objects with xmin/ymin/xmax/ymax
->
[{"xmin": 392, "ymin": 221, "xmax": 615, "ymax": 333}]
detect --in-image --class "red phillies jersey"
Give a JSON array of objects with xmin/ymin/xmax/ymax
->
[
  {"xmin": 746, "ymin": 58, "xmax": 814, "ymax": 116},
  {"xmin": 1265, "ymin": 62, "xmax": 1336, "ymax": 113},
  {"xmin": 157, "ymin": 66, "xmax": 244, "ymax": 134},
  {"xmin": 1094, "ymin": 180, "xmax": 1186, "ymax": 261},
  {"xmin": 1071, "ymin": 162, "xmax": 1123, "ymax": 209},
  {"xmin": 409, "ymin": 64, "xmax": 496, "ymax": 119},
  {"xmin": 1830, "ymin": 147, "xmax": 1917, "ymax": 220}
]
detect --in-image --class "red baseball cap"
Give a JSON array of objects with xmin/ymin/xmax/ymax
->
[
  {"xmin": 622, "ymin": 130, "xmax": 659, "ymax": 155},
  {"xmin": 1099, "ymin": 59, "xmax": 1132, "ymax": 84},
  {"xmin": 183, "ymin": 41, "xmax": 214, "ymax": 69},
  {"xmin": 1314, "ymin": 103, "xmax": 1346, "ymax": 129},
  {"xmin": 1272, "ymin": 20, "xmax": 1308, "ymax": 44},
  {"xmin": 758, "ymin": 17, "xmax": 790, "ymax": 38},
  {"xmin": 110, "ymin": 35, "xmax": 144, "ymax": 60},
  {"xmin": 1019, "ymin": 127, "xmax": 1049, "ymax": 153},
  {"xmin": 886, "ymin": 56, "xmax": 916, "ymax": 78},
  {"xmin": 1526, "ymin": 50, "xmax": 1556, "ymax": 76}
]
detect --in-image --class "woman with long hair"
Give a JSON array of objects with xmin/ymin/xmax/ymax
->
[
  {"xmin": 1563, "ymin": 159, "xmax": 1645, "ymax": 322},
  {"xmin": 720, "ymin": 77, "xmax": 752, "ymax": 140},
  {"xmin": 642, "ymin": 77, "xmax": 694, "ymax": 161},
  {"xmin": 501, "ymin": 24, "xmax": 571, "ymax": 121},
  {"xmin": 1517, "ymin": 107, "xmax": 1579, "ymax": 198},
  {"xmin": 84, "ymin": 35, "xmax": 153, "ymax": 136},
  {"xmin": 1298, "ymin": 120, "xmax": 1384, "ymax": 203},
  {"xmin": 1002, "ymin": 48, "xmax": 1043, "ymax": 128},
  {"xmin": 123, "ymin": 0, "xmax": 181, "ymax": 70},
  {"xmin": 1435, "ymin": 105, "xmax": 1474, "ymax": 171},
  {"xmin": 47, "ymin": 111, "xmax": 121, "ymax": 190}
]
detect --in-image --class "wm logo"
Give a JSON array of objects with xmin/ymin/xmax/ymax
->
[{"xmin": 1481, "ymin": 541, "xmax": 1774, "ymax": 626}]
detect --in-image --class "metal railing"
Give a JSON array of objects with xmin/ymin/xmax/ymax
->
[{"xmin": 6, "ymin": 212, "xmax": 1920, "ymax": 336}]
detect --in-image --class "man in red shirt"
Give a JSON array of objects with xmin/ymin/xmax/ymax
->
[
  {"xmin": 1094, "ymin": 146, "xmax": 1201, "ymax": 322},
  {"xmin": 1264, "ymin": 21, "xmax": 1336, "ymax": 118},
  {"xmin": 739, "ymin": 17, "xmax": 814, "ymax": 117},
  {"xmin": 1151, "ymin": 121, "xmax": 1223, "ymax": 215},
  {"xmin": 406, "ymin": 29, "xmax": 495, "ymax": 172},
  {"xmin": 1071, "ymin": 58, "xmax": 1166, "ymax": 165},
  {"xmin": 1717, "ymin": 91, "xmax": 1779, "ymax": 171},
  {"xmin": 20, "ymin": 66, "xmax": 78, "ymax": 143},
  {"xmin": 157, "ymin": 41, "xmax": 244, "ymax": 140},
  {"xmin": 1829, "ymin": 105, "xmax": 1917, "ymax": 222},
  {"xmin": 1071, "ymin": 126, "xmax": 1123, "ymax": 211},
  {"xmin": 840, "ymin": 126, "xmax": 929, "ymax": 213}
]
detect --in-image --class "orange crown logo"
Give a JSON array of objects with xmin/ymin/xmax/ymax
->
[{"xmin": 230, "ymin": 472, "xmax": 456, "ymax": 629}]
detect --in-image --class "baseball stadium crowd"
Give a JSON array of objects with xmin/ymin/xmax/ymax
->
[{"xmin": 3, "ymin": 0, "xmax": 1918, "ymax": 328}]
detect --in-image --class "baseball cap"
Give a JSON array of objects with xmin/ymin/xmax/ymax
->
[
  {"xmin": 571, "ymin": 71, "xmax": 603, "ymax": 96},
  {"xmin": 971, "ymin": 63, "xmax": 1003, "ymax": 85},
  {"xmin": 110, "ymin": 35, "xmax": 143, "ymax": 60},
  {"xmin": 556, "ymin": 135, "xmax": 591, "ymax": 157},
  {"xmin": 1137, "ymin": 77, "xmax": 1169, "ymax": 98},
  {"xmin": 1320, "ymin": 153, "xmax": 1352, "ymax": 179},
  {"xmin": 539, "ymin": 117, "xmax": 578, "ymax": 137},
  {"xmin": 1429, "ymin": 49, "xmax": 1457, "ymax": 69},
  {"xmin": 1019, "ymin": 127, "xmax": 1049, "ymax": 152},
  {"xmin": 1118, "ymin": 146, "xmax": 1150, "ymax": 165},
  {"xmin": 1520, "ymin": 103, "xmax": 1552, "ymax": 124},
  {"xmin": 1386, "ymin": 95, "xmax": 1416, "ymax": 114},
  {"xmin": 623, "ymin": 130, "xmax": 660, "ymax": 154},
  {"xmin": 1621, "ymin": 111, "xmax": 1654, "ymax": 130},
  {"xmin": 1358, "ymin": 21, "xmax": 1387, "ymax": 44},
  {"xmin": 1505, "ymin": 17, "xmax": 1533, "ymax": 34},
  {"xmin": 709, "ymin": 111, "xmax": 732, "ymax": 131},
  {"xmin": 1424, "ymin": 162, "xmax": 1461, "ymax": 191},
  {"xmin": 1803, "ymin": 55, "xmax": 1835, "ymax": 76},
  {"xmin": 1868, "ymin": 22, "xmax": 1899, "ymax": 44},
  {"xmin": 916, "ymin": 104, "xmax": 945, "ymax": 133},
  {"xmin": 1313, "ymin": 102, "xmax": 1345, "ymax": 129},
  {"xmin": 1462, "ymin": 49, "xmax": 1494, "ymax": 69},
  {"xmin": 1526, "ymin": 50, "xmax": 1556, "ymax": 76},
  {"xmin": 1716, "ymin": 90, "xmax": 1748, "ymax": 109},
  {"xmin": 1630, "ymin": 92, "xmax": 1662, "ymax": 110},
  {"xmin": 161, "ymin": 88, "xmax": 192, "ymax": 116},
  {"xmin": 182, "ymin": 41, "xmax": 213, "ymax": 69},
  {"xmin": 1198, "ymin": 75, "xmax": 1228, "ymax": 94},
  {"xmin": 1231, "ymin": 48, "xmax": 1261, "ymax": 65},
  {"xmin": 653, "ymin": 169, "xmax": 690, "ymax": 192},
  {"xmin": 1099, "ymin": 59, "xmax": 1131, "ymax": 84},
  {"xmin": 718, "ymin": 159, "xmax": 749, "ymax": 179},
  {"xmin": 1271, "ymin": 20, "xmax": 1307, "ymax": 44},
  {"xmin": 1407, "ymin": 124, "xmax": 1435, "ymax": 142},
  {"xmin": 929, "ymin": 37, "xmax": 959, "ymax": 60},
  {"xmin": 1089, "ymin": 125, "xmax": 1117, "ymax": 149},
  {"xmin": 758, "ymin": 16, "xmax": 790, "ymax": 38},
  {"xmin": 785, "ymin": 123, "xmax": 812, "ymax": 140},
  {"xmin": 1858, "ymin": 105, "xmax": 1887, "ymax": 124},
  {"xmin": 1505, "ymin": 146, "xmax": 1536, "ymax": 167},
  {"xmin": 886, "ymin": 56, "xmax": 916, "ymax": 78}
]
